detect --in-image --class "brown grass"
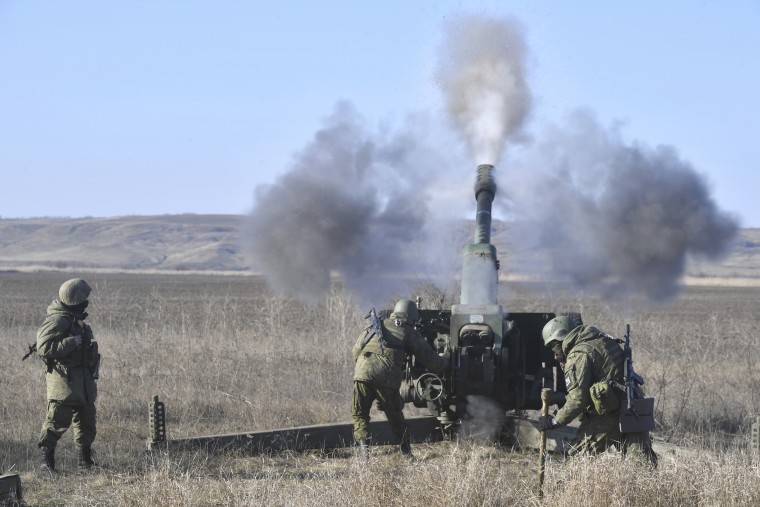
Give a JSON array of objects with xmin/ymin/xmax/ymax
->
[{"xmin": 2, "ymin": 271, "xmax": 760, "ymax": 505}]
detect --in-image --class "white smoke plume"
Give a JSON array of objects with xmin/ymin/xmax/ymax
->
[
  {"xmin": 436, "ymin": 14, "xmax": 531, "ymax": 165},
  {"xmin": 244, "ymin": 102, "xmax": 458, "ymax": 305},
  {"xmin": 502, "ymin": 110, "xmax": 739, "ymax": 301}
]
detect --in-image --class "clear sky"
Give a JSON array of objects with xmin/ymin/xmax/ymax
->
[{"xmin": 1, "ymin": 1, "xmax": 758, "ymax": 226}]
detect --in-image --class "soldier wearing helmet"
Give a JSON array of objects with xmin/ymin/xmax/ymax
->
[
  {"xmin": 36, "ymin": 278, "xmax": 101, "ymax": 471},
  {"xmin": 539, "ymin": 315, "xmax": 657, "ymax": 467},
  {"xmin": 351, "ymin": 299, "xmax": 447, "ymax": 460}
]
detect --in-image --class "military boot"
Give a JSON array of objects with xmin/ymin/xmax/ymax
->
[
  {"xmin": 356, "ymin": 440, "xmax": 370, "ymax": 461},
  {"xmin": 400, "ymin": 441, "xmax": 416, "ymax": 462},
  {"xmin": 78, "ymin": 446, "xmax": 95, "ymax": 470},
  {"xmin": 41, "ymin": 446, "xmax": 56, "ymax": 472}
]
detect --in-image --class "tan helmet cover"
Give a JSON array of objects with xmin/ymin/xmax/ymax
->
[
  {"xmin": 393, "ymin": 299, "xmax": 419, "ymax": 323},
  {"xmin": 59, "ymin": 278, "xmax": 92, "ymax": 306},
  {"xmin": 542, "ymin": 315, "xmax": 573, "ymax": 346}
]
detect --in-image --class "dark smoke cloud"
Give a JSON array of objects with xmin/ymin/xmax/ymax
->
[
  {"xmin": 244, "ymin": 102, "xmax": 459, "ymax": 304},
  {"xmin": 502, "ymin": 110, "xmax": 739, "ymax": 301},
  {"xmin": 245, "ymin": 14, "xmax": 737, "ymax": 307}
]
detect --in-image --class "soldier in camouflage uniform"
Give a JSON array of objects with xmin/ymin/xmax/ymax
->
[
  {"xmin": 538, "ymin": 316, "xmax": 657, "ymax": 467},
  {"xmin": 37, "ymin": 279, "xmax": 101, "ymax": 471},
  {"xmin": 352, "ymin": 299, "xmax": 447, "ymax": 460}
]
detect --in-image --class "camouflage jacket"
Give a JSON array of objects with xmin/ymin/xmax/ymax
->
[
  {"xmin": 37, "ymin": 299, "xmax": 98, "ymax": 404},
  {"xmin": 555, "ymin": 325, "xmax": 625, "ymax": 426},
  {"xmin": 353, "ymin": 312, "xmax": 446, "ymax": 389}
]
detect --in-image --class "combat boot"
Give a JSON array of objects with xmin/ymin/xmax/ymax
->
[
  {"xmin": 400, "ymin": 441, "xmax": 416, "ymax": 462},
  {"xmin": 78, "ymin": 446, "xmax": 95, "ymax": 470},
  {"xmin": 356, "ymin": 439, "xmax": 370, "ymax": 461},
  {"xmin": 41, "ymin": 446, "xmax": 56, "ymax": 472}
]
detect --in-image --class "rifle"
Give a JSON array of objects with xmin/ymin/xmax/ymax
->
[
  {"xmin": 623, "ymin": 324, "xmax": 645, "ymax": 412},
  {"xmin": 21, "ymin": 343, "xmax": 37, "ymax": 361},
  {"xmin": 362, "ymin": 308, "xmax": 386, "ymax": 352},
  {"xmin": 617, "ymin": 324, "xmax": 656, "ymax": 433},
  {"xmin": 91, "ymin": 355, "xmax": 102, "ymax": 380}
]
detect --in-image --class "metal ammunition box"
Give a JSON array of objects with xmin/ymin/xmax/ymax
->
[
  {"xmin": 0, "ymin": 473, "xmax": 22, "ymax": 506},
  {"xmin": 619, "ymin": 397, "xmax": 656, "ymax": 433}
]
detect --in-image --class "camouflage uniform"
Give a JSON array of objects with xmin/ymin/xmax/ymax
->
[
  {"xmin": 37, "ymin": 298, "xmax": 99, "ymax": 466},
  {"xmin": 555, "ymin": 325, "xmax": 657, "ymax": 466},
  {"xmin": 352, "ymin": 311, "xmax": 445, "ymax": 449}
]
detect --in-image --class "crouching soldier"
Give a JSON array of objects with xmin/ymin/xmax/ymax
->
[
  {"xmin": 37, "ymin": 279, "xmax": 101, "ymax": 472},
  {"xmin": 352, "ymin": 299, "xmax": 447, "ymax": 460},
  {"xmin": 538, "ymin": 316, "xmax": 657, "ymax": 468}
]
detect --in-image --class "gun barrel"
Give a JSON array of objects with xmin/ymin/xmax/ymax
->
[
  {"xmin": 460, "ymin": 164, "xmax": 499, "ymax": 305},
  {"xmin": 474, "ymin": 164, "xmax": 496, "ymax": 244}
]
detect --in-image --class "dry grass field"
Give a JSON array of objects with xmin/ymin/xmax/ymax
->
[{"xmin": 2, "ymin": 270, "xmax": 760, "ymax": 506}]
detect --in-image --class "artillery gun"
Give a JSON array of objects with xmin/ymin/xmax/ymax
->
[
  {"xmin": 401, "ymin": 164, "xmax": 568, "ymax": 437},
  {"xmin": 147, "ymin": 164, "xmax": 576, "ymax": 453}
]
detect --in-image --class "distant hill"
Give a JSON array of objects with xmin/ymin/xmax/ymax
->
[
  {"xmin": 685, "ymin": 227, "xmax": 760, "ymax": 280},
  {"xmin": 0, "ymin": 215, "xmax": 249, "ymax": 272},
  {"xmin": 0, "ymin": 215, "xmax": 758, "ymax": 281}
]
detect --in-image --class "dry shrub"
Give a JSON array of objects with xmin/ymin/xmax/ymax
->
[{"xmin": 544, "ymin": 451, "xmax": 760, "ymax": 507}]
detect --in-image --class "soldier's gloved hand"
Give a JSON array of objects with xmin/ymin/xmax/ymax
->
[
  {"xmin": 538, "ymin": 416, "xmax": 559, "ymax": 432},
  {"xmin": 439, "ymin": 350, "xmax": 451, "ymax": 364},
  {"xmin": 71, "ymin": 335, "xmax": 83, "ymax": 346}
]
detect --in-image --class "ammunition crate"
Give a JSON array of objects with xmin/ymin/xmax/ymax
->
[{"xmin": 0, "ymin": 473, "xmax": 22, "ymax": 506}]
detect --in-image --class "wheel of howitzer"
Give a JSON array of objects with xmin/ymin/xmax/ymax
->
[{"xmin": 415, "ymin": 373, "xmax": 444, "ymax": 402}]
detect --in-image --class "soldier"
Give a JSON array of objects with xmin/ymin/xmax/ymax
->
[
  {"xmin": 352, "ymin": 299, "xmax": 447, "ymax": 460},
  {"xmin": 538, "ymin": 316, "xmax": 657, "ymax": 468},
  {"xmin": 37, "ymin": 278, "xmax": 101, "ymax": 472}
]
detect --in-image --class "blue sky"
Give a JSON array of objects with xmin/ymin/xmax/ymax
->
[{"xmin": 1, "ymin": 1, "xmax": 758, "ymax": 226}]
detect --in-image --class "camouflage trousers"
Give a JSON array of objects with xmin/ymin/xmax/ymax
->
[
  {"xmin": 352, "ymin": 380, "xmax": 409, "ymax": 444},
  {"xmin": 567, "ymin": 412, "xmax": 657, "ymax": 468},
  {"xmin": 38, "ymin": 400, "xmax": 97, "ymax": 449}
]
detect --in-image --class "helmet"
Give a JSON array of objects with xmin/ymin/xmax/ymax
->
[
  {"xmin": 542, "ymin": 315, "xmax": 574, "ymax": 346},
  {"xmin": 564, "ymin": 312, "xmax": 584, "ymax": 329},
  {"xmin": 393, "ymin": 299, "xmax": 419, "ymax": 323},
  {"xmin": 58, "ymin": 278, "xmax": 92, "ymax": 306}
]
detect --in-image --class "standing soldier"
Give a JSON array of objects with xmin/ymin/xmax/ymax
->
[
  {"xmin": 352, "ymin": 299, "xmax": 448, "ymax": 460},
  {"xmin": 538, "ymin": 316, "xmax": 657, "ymax": 467},
  {"xmin": 37, "ymin": 278, "xmax": 101, "ymax": 471}
]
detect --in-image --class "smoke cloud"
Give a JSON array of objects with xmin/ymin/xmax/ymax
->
[
  {"xmin": 436, "ymin": 14, "xmax": 531, "ymax": 165},
  {"xmin": 245, "ymin": 14, "xmax": 738, "ymax": 306},
  {"xmin": 503, "ymin": 110, "xmax": 739, "ymax": 301},
  {"xmin": 459, "ymin": 395, "xmax": 505, "ymax": 442},
  {"xmin": 244, "ymin": 102, "xmax": 459, "ymax": 304}
]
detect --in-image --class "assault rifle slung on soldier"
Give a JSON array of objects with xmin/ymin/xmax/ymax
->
[
  {"xmin": 21, "ymin": 343, "xmax": 37, "ymax": 361},
  {"xmin": 608, "ymin": 324, "xmax": 656, "ymax": 433},
  {"xmin": 362, "ymin": 308, "xmax": 385, "ymax": 352},
  {"xmin": 22, "ymin": 332, "xmax": 100, "ymax": 378}
]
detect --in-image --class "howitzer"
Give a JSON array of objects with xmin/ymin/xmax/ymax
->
[
  {"xmin": 146, "ymin": 164, "xmax": 578, "ymax": 453},
  {"xmin": 400, "ymin": 164, "xmax": 567, "ymax": 436}
]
